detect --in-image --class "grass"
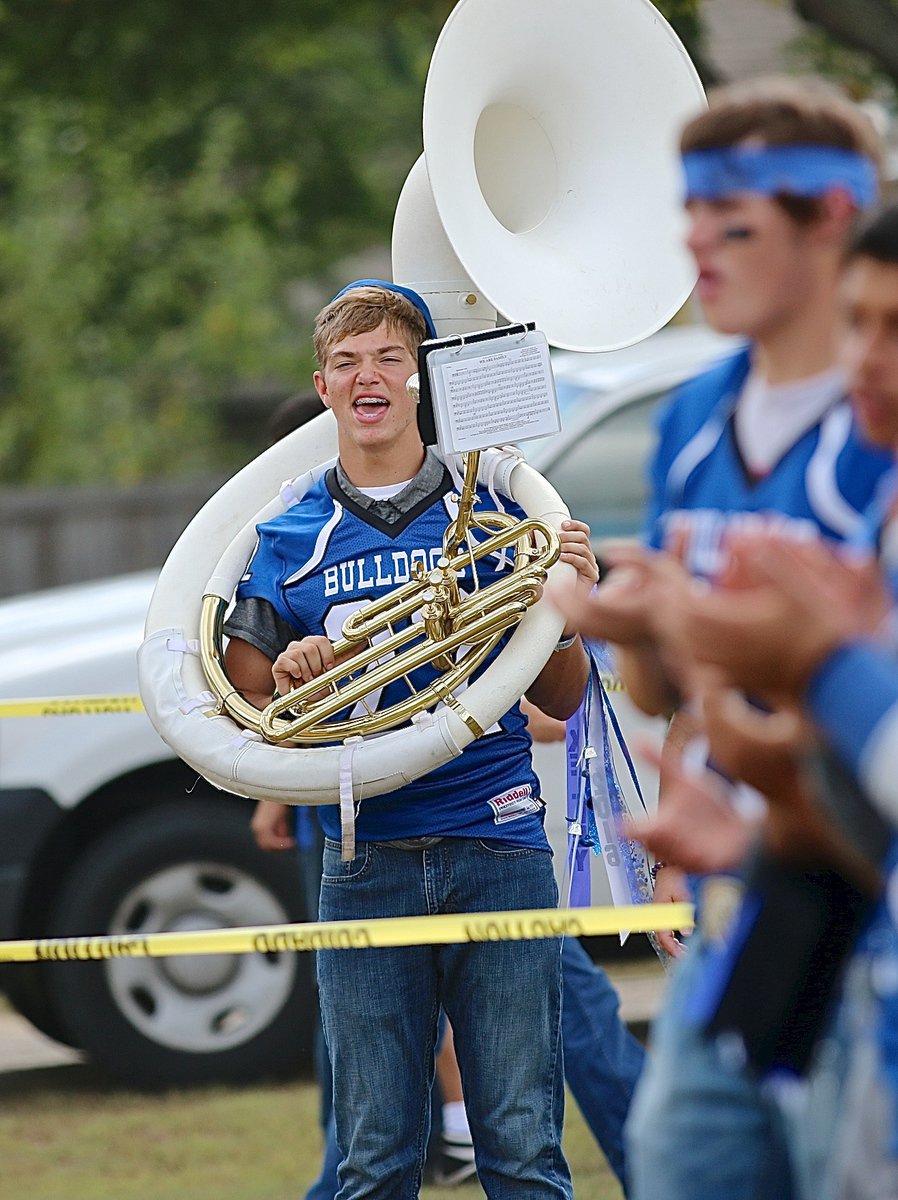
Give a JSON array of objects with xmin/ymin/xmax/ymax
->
[
  {"xmin": 0, "ymin": 1065, "xmax": 624, "ymax": 1200},
  {"xmin": 0, "ymin": 962, "xmax": 660, "ymax": 1200}
]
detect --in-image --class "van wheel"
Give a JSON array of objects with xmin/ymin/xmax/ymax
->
[{"xmin": 46, "ymin": 799, "xmax": 314, "ymax": 1088}]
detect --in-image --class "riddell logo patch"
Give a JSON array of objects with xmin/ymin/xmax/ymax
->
[{"xmin": 488, "ymin": 784, "xmax": 541, "ymax": 824}]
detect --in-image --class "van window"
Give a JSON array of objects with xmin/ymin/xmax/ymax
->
[{"xmin": 542, "ymin": 392, "xmax": 665, "ymax": 540}]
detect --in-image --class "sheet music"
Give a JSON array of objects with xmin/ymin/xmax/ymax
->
[{"xmin": 425, "ymin": 329, "xmax": 560, "ymax": 455}]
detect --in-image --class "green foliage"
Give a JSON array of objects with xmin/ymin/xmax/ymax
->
[
  {"xmin": 9, "ymin": 0, "xmax": 885, "ymax": 484},
  {"xmin": 785, "ymin": 27, "xmax": 898, "ymax": 102},
  {"xmin": 0, "ymin": 2, "xmax": 453, "ymax": 483},
  {"xmin": 655, "ymin": 0, "xmax": 703, "ymax": 45}
]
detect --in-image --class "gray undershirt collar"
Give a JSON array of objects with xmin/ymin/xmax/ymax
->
[{"xmin": 335, "ymin": 448, "xmax": 446, "ymax": 523}]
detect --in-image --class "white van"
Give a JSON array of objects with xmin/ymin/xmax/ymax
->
[{"xmin": 0, "ymin": 325, "xmax": 732, "ymax": 1086}]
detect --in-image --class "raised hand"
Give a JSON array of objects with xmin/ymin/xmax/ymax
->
[
  {"xmin": 272, "ymin": 636, "xmax": 337, "ymax": 697},
  {"xmin": 653, "ymin": 534, "xmax": 892, "ymax": 702}
]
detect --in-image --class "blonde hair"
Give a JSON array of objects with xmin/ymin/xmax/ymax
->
[{"xmin": 313, "ymin": 286, "xmax": 428, "ymax": 367}]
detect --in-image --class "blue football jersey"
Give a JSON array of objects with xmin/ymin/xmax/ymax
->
[
  {"xmin": 235, "ymin": 466, "xmax": 549, "ymax": 847},
  {"xmin": 647, "ymin": 347, "xmax": 894, "ymax": 576},
  {"xmin": 852, "ymin": 467, "xmax": 898, "ymax": 599}
]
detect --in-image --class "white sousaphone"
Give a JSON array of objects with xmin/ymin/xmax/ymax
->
[{"xmin": 137, "ymin": 0, "xmax": 705, "ymax": 806}]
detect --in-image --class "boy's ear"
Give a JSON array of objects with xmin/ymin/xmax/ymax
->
[
  {"xmin": 815, "ymin": 188, "xmax": 862, "ymax": 242},
  {"xmin": 313, "ymin": 371, "xmax": 331, "ymax": 409}
]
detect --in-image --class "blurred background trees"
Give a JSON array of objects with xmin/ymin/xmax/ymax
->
[
  {"xmin": 0, "ymin": 0, "xmax": 892, "ymax": 485},
  {"xmin": 793, "ymin": 0, "xmax": 898, "ymax": 89},
  {"xmin": 0, "ymin": 1, "xmax": 455, "ymax": 483}
]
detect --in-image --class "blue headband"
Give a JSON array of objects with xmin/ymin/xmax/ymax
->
[
  {"xmin": 330, "ymin": 278, "xmax": 438, "ymax": 339},
  {"xmin": 682, "ymin": 144, "xmax": 879, "ymax": 208}
]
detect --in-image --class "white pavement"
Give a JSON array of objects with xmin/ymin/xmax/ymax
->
[
  {"xmin": 0, "ymin": 1009, "xmax": 83, "ymax": 1072},
  {"xmin": 0, "ymin": 956, "xmax": 667, "ymax": 1075}
]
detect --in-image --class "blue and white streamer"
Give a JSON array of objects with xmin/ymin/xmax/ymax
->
[{"xmin": 564, "ymin": 641, "xmax": 654, "ymax": 941}]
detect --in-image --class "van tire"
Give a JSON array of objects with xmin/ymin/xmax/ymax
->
[{"xmin": 45, "ymin": 798, "xmax": 314, "ymax": 1089}]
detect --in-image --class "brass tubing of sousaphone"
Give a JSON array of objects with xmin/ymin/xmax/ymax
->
[
  {"xmin": 260, "ymin": 516, "xmax": 560, "ymax": 740},
  {"xmin": 339, "ymin": 510, "xmax": 546, "ymax": 641},
  {"xmin": 198, "ymin": 512, "xmax": 560, "ymax": 745},
  {"xmin": 262, "ymin": 618, "xmax": 507, "ymax": 743},
  {"xmin": 443, "ymin": 450, "xmax": 481, "ymax": 560}
]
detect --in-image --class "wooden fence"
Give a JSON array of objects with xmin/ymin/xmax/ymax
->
[{"xmin": 0, "ymin": 476, "xmax": 227, "ymax": 599}]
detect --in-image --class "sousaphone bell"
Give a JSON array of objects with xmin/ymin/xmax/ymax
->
[{"xmin": 138, "ymin": 0, "xmax": 705, "ymax": 805}]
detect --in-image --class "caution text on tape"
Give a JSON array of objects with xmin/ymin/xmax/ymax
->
[
  {"xmin": 0, "ymin": 674, "xmax": 623, "ymax": 720},
  {"xmin": 0, "ymin": 694, "xmax": 145, "ymax": 718},
  {"xmin": 0, "ymin": 903, "xmax": 693, "ymax": 962}
]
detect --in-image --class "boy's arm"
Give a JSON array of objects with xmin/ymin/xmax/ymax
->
[
  {"xmin": 224, "ymin": 637, "xmax": 279, "ymax": 710},
  {"xmin": 615, "ymin": 642, "xmax": 681, "ymax": 716},
  {"xmin": 806, "ymin": 641, "xmax": 898, "ymax": 825},
  {"xmin": 526, "ymin": 519, "xmax": 595, "ymax": 719},
  {"xmin": 525, "ymin": 636, "xmax": 590, "ymax": 720}
]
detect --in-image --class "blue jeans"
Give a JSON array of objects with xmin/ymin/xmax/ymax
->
[
  {"xmin": 311, "ymin": 939, "xmax": 642, "ymax": 1199},
  {"xmin": 561, "ymin": 938, "xmax": 645, "ymax": 1190},
  {"xmin": 297, "ymin": 817, "xmax": 333, "ymax": 1131},
  {"xmin": 305, "ymin": 1020, "xmax": 449, "ymax": 1200},
  {"xmin": 792, "ymin": 953, "xmax": 898, "ymax": 1200},
  {"xmin": 306, "ymin": 1111, "xmax": 342, "ymax": 1200},
  {"xmin": 624, "ymin": 932, "xmax": 795, "ymax": 1200},
  {"xmin": 316, "ymin": 836, "xmax": 572, "ymax": 1200},
  {"xmin": 299, "ymin": 816, "xmax": 338, "ymax": 1200}
]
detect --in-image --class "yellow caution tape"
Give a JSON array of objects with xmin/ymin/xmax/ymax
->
[
  {"xmin": 0, "ymin": 903, "xmax": 693, "ymax": 962},
  {"xmin": 0, "ymin": 694, "xmax": 145, "ymax": 717},
  {"xmin": 0, "ymin": 676, "xmax": 622, "ymax": 719}
]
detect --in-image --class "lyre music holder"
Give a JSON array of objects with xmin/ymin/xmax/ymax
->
[{"xmin": 415, "ymin": 321, "xmax": 560, "ymax": 457}]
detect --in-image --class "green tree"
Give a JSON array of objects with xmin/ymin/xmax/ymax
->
[
  {"xmin": 656, "ymin": 0, "xmax": 719, "ymax": 84},
  {"xmin": 791, "ymin": 0, "xmax": 898, "ymax": 88},
  {"xmin": 0, "ymin": 0, "xmax": 809, "ymax": 485},
  {"xmin": 0, "ymin": 2, "xmax": 453, "ymax": 483}
]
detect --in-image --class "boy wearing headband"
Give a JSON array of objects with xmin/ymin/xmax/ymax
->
[
  {"xmin": 653, "ymin": 76, "xmax": 884, "ymax": 582},
  {"xmin": 630, "ymin": 78, "xmax": 893, "ymax": 1200},
  {"xmin": 223, "ymin": 282, "xmax": 597, "ymax": 1198},
  {"xmin": 622, "ymin": 204, "xmax": 898, "ymax": 1198},
  {"xmin": 553, "ymin": 78, "xmax": 892, "ymax": 1200}
]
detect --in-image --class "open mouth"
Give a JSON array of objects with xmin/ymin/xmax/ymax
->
[
  {"xmin": 352, "ymin": 395, "xmax": 390, "ymax": 422},
  {"xmin": 696, "ymin": 268, "xmax": 723, "ymax": 299}
]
